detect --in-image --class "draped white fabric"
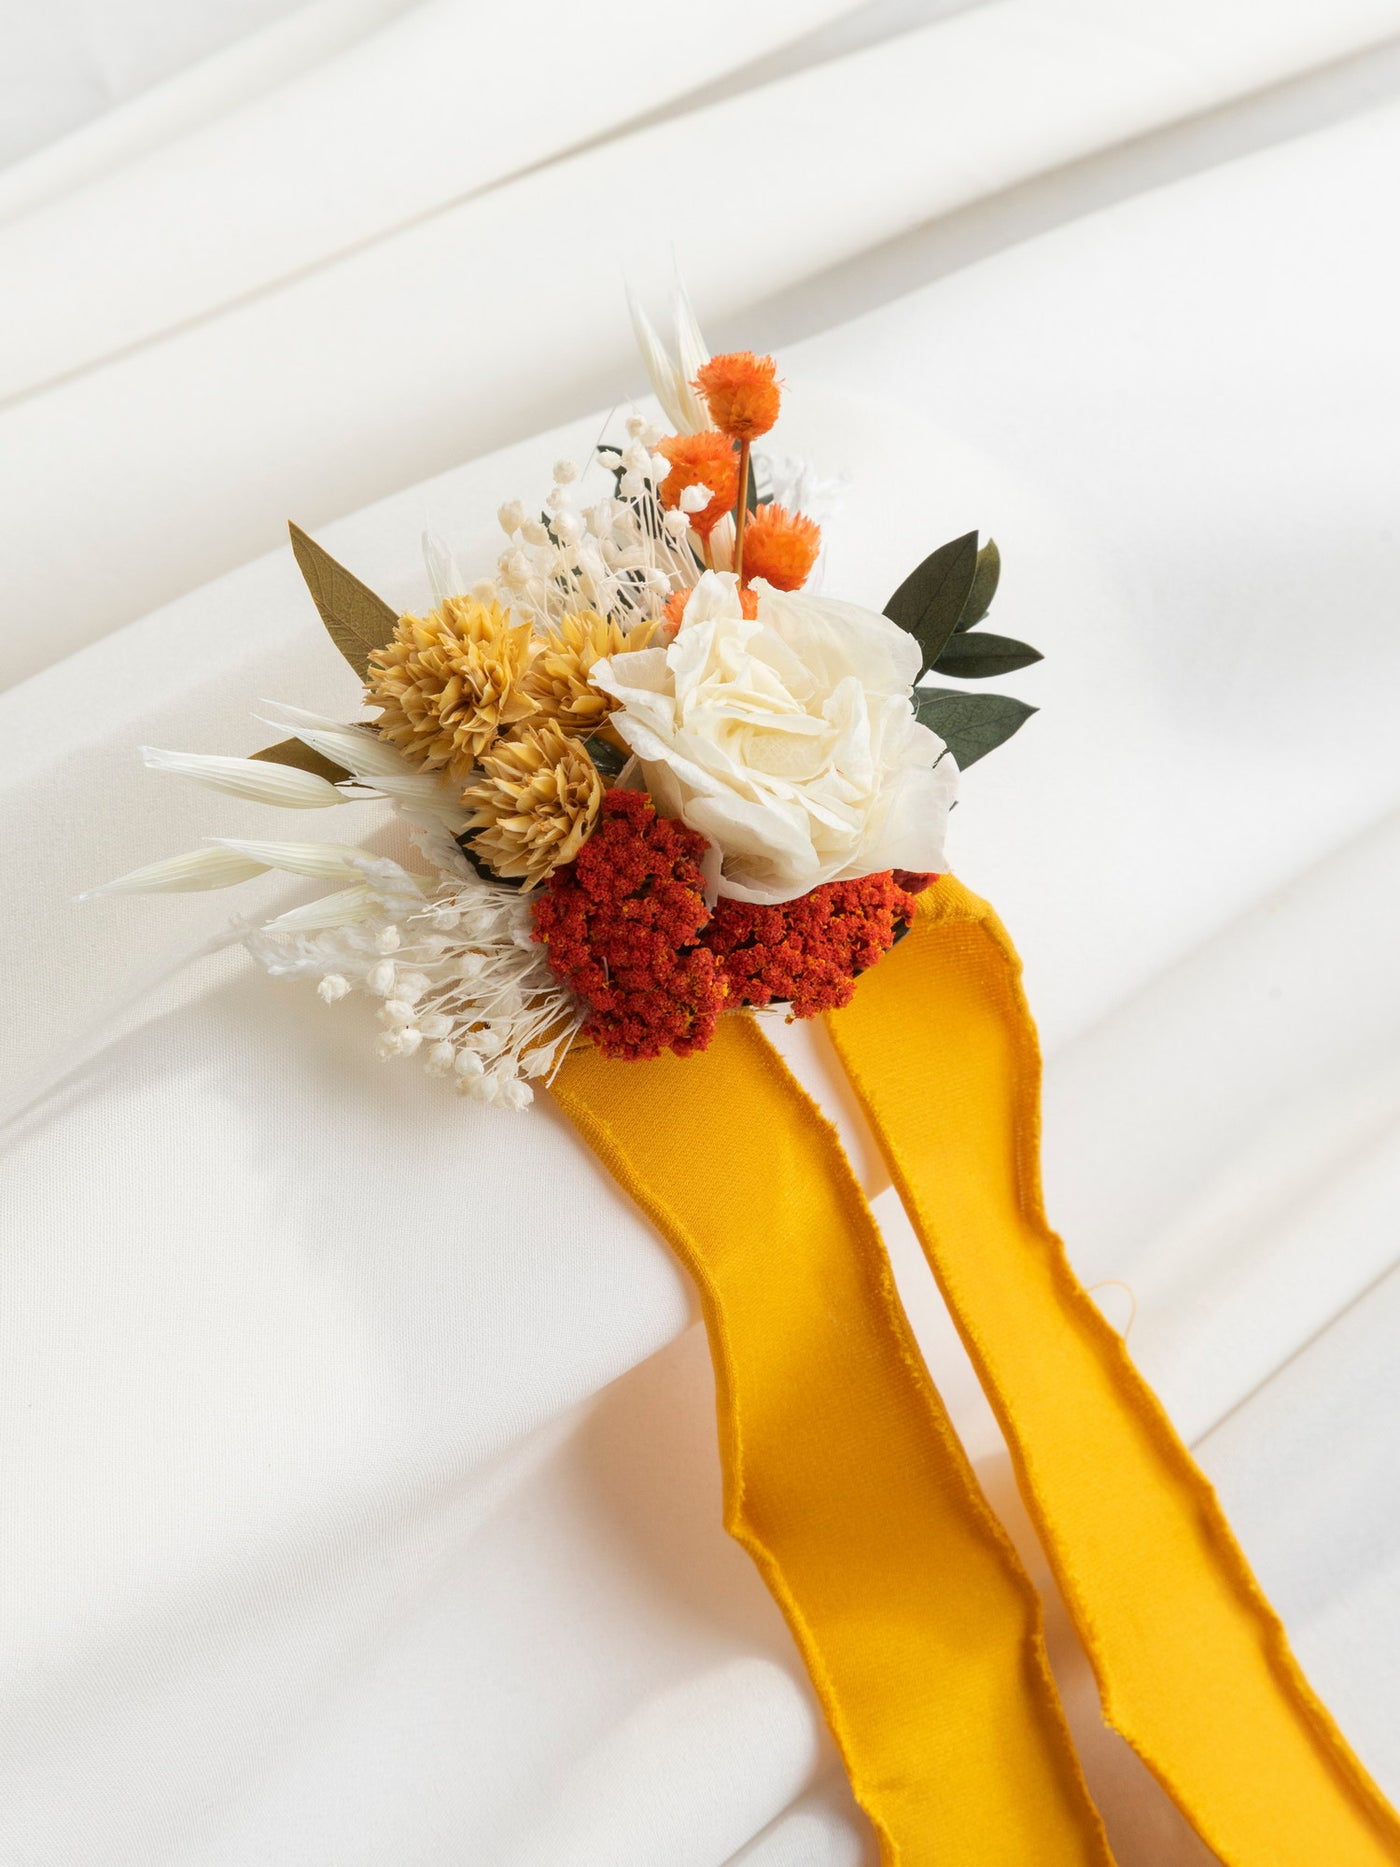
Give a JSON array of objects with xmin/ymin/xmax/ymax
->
[{"xmin": 3, "ymin": 4, "xmax": 1400, "ymax": 1863}]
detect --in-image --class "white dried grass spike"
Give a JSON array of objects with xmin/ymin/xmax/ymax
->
[
  {"xmin": 141, "ymin": 746, "xmax": 345, "ymax": 808},
  {"xmin": 83, "ymin": 847, "xmax": 270, "ymax": 897},
  {"xmin": 422, "ymin": 531, "xmax": 466, "ymax": 609},
  {"xmin": 628, "ymin": 288, "xmax": 690, "ymax": 434},
  {"xmin": 211, "ymin": 838, "xmax": 370, "ymax": 881},
  {"xmin": 260, "ymin": 884, "xmax": 380, "ymax": 932},
  {"xmin": 672, "ymin": 282, "xmax": 713, "ymax": 432},
  {"xmin": 255, "ymin": 705, "xmax": 410, "ymax": 782}
]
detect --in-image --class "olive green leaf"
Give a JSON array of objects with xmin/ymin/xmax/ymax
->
[
  {"xmin": 883, "ymin": 531, "xmax": 979, "ymax": 675},
  {"xmin": 248, "ymin": 738, "xmax": 353, "ymax": 785},
  {"xmin": 913, "ymin": 689, "xmax": 1037, "ymax": 768},
  {"xmin": 931, "ymin": 630, "xmax": 1043, "ymax": 679},
  {"xmin": 955, "ymin": 538, "xmax": 1001, "ymax": 631},
  {"xmin": 288, "ymin": 521, "xmax": 399, "ymax": 681}
]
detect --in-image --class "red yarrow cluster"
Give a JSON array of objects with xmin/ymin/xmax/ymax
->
[
  {"xmin": 531, "ymin": 789, "xmax": 727, "ymax": 1061},
  {"xmin": 535, "ymin": 795, "xmax": 939, "ymax": 1055},
  {"xmin": 703, "ymin": 872, "xmax": 924, "ymax": 1019}
]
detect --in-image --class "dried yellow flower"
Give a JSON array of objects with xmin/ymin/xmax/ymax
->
[
  {"xmin": 461, "ymin": 719, "xmax": 604, "ymax": 888},
  {"xmin": 522, "ymin": 610, "xmax": 657, "ymax": 737},
  {"xmin": 367, "ymin": 595, "xmax": 537, "ymax": 782}
]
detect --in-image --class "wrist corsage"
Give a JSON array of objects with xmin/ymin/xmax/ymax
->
[
  {"xmin": 92, "ymin": 319, "xmax": 1038, "ymax": 1108},
  {"xmin": 87, "ymin": 302, "xmax": 1393, "ymax": 1866}
]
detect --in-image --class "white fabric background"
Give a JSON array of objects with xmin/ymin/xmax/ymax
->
[{"xmin": 3, "ymin": 4, "xmax": 1399, "ymax": 1863}]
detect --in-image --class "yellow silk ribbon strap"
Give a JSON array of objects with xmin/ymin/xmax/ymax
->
[
  {"xmin": 552, "ymin": 1016, "xmax": 1110, "ymax": 1866},
  {"xmin": 825, "ymin": 878, "xmax": 1400, "ymax": 1866}
]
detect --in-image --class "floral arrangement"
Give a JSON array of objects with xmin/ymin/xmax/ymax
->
[{"xmin": 92, "ymin": 305, "xmax": 1042, "ymax": 1107}]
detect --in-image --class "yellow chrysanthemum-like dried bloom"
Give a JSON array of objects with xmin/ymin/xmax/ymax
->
[
  {"xmin": 522, "ymin": 610, "xmax": 658, "ymax": 737},
  {"xmin": 367, "ymin": 595, "xmax": 537, "ymax": 782},
  {"xmin": 461, "ymin": 719, "xmax": 604, "ymax": 888}
]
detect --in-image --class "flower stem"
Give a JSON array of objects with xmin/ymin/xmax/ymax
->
[{"xmin": 733, "ymin": 440, "xmax": 751, "ymax": 582}]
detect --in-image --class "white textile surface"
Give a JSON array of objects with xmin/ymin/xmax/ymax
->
[{"xmin": 3, "ymin": 4, "xmax": 1400, "ymax": 1863}]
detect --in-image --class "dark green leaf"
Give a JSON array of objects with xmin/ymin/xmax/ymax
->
[
  {"xmin": 913, "ymin": 689, "xmax": 1037, "ymax": 769},
  {"xmin": 931, "ymin": 631, "xmax": 1042, "ymax": 679},
  {"xmin": 454, "ymin": 831, "xmax": 528, "ymax": 891},
  {"xmin": 288, "ymin": 521, "xmax": 399, "ymax": 680},
  {"xmin": 249, "ymin": 738, "xmax": 353, "ymax": 784},
  {"xmin": 883, "ymin": 531, "xmax": 979, "ymax": 674},
  {"xmin": 955, "ymin": 538, "xmax": 1001, "ymax": 631},
  {"xmin": 583, "ymin": 734, "xmax": 629, "ymax": 779}
]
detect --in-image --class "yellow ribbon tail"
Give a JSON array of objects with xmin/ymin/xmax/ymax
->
[
  {"xmin": 552, "ymin": 1015, "xmax": 1110, "ymax": 1866},
  {"xmin": 825, "ymin": 877, "xmax": 1400, "ymax": 1865}
]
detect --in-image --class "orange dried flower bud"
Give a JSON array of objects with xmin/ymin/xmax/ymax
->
[
  {"xmin": 739, "ymin": 504, "xmax": 821, "ymax": 591},
  {"xmin": 656, "ymin": 432, "xmax": 739, "ymax": 539},
  {"xmin": 693, "ymin": 352, "xmax": 782, "ymax": 440},
  {"xmin": 660, "ymin": 588, "xmax": 689, "ymax": 638},
  {"xmin": 661, "ymin": 583, "xmax": 757, "ymax": 639}
]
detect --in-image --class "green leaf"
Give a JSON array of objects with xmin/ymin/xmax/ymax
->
[
  {"xmin": 931, "ymin": 631, "xmax": 1042, "ymax": 679},
  {"xmin": 913, "ymin": 689, "xmax": 1037, "ymax": 769},
  {"xmin": 955, "ymin": 538, "xmax": 1001, "ymax": 631},
  {"xmin": 883, "ymin": 531, "xmax": 979, "ymax": 674},
  {"xmin": 583, "ymin": 734, "xmax": 628, "ymax": 779},
  {"xmin": 249, "ymin": 738, "xmax": 353, "ymax": 784},
  {"xmin": 288, "ymin": 521, "xmax": 399, "ymax": 681},
  {"xmin": 454, "ymin": 831, "xmax": 528, "ymax": 892}
]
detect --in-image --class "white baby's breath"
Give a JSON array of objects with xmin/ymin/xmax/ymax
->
[
  {"xmin": 248, "ymin": 869, "xmax": 580, "ymax": 1108},
  {"xmin": 494, "ymin": 438, "xmax": 696, "ymax": 637}
]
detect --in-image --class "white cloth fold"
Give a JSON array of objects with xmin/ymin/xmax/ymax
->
[
  {"xmin": 4, "ymin": 9, "xmax": 1400, "ymax": 1864},
  {"xmin": 7, "ymin": 0, "xmax": 1400, "ymax": 685},
  {"xmin": 0, "ymin": 0, "xmax": 865, "ymax": 399}
]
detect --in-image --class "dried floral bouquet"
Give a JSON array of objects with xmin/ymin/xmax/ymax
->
[{"xmin": 92, "ymin": 306, "xmax": 1042, "ymax": 1107}]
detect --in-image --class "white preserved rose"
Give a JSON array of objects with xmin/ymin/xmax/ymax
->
[{"xmin": 590, "ymin": 571, "xmax": 957, "ymax": 904}]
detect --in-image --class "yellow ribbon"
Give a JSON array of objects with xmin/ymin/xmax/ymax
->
[
  {"xmin": 550, "ymin": 879, "xmax": 1400, "ymax": 1863},
  {"xmin": 552, "ymin": 1018, "xmax": 1109, "ymax": 1865},
  {"xmin": 825, "ymin": 879, "xmax": 1400, "ymax": 1864}
]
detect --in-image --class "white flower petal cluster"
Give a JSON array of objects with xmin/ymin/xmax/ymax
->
[{"xmin": 591, "ymin": 572, "xmax": 957, "ymax": 904}]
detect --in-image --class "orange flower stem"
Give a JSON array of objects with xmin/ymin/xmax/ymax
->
[
  {"xmin": 733, "ymin": 440, "xmax": 752, "ymax": 582},
  {"xmin": 702, "ymin": 532, "xmax": 715, "ymax": 572}
]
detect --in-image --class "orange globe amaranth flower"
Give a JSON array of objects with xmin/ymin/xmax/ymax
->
[
  {"xmin": 656, "ymin": 432, "xmax": 740, "ymax": 540},
  {"xmin": 740, "ymin": 504, "xmax": 822, "ymax": 592},
  {"xmin": 661, "ymin": 584, "xmax": 757, "ymax": 638},
  {"xmin": 693, "ymin": 352, "xmax": 782, "ymax": 441}
]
